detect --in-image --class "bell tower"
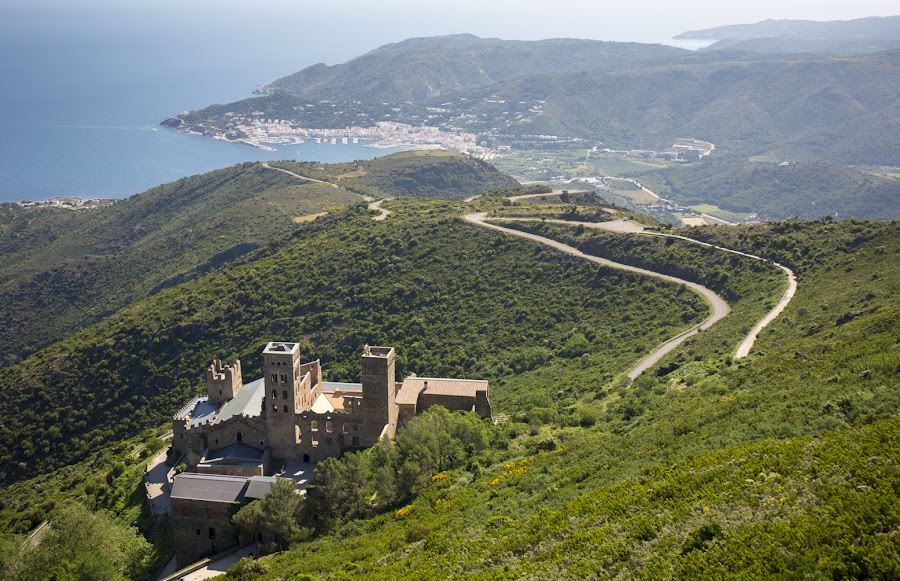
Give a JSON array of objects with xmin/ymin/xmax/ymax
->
[
  {"xmin": 361, "ymin": 345, "xmax": 396, "ymax": 445},
  {"xmin": 263, "ymin": 342, "xmax": 302, "ymax": 457}
]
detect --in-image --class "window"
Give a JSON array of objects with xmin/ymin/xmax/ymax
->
[
  {"xmin": 283, "ymin": 405, "xmax": 288, "ymax": 413},
  {"xmin": 260, "ymin": 440, "xmax": 265, "ymax": 447},
  {"xmin": 209, "ymin": 527, "xmax": 216, "ymax": 540},
  {"xmin": 352, "ymin": 436, "xmax": 360, "ymax": 447},
  {"xmin": 325, "ymin": 420, "xmax": 333, "ymax": 433},
  {"xmin": 282, "ymin": 390, "xmax": 288, "ymax": 400},
  {"xmin": 272, "ymin": 405, "xmax": 278, "ymax": 413},
  {"xmin": 311, "ymin": 420, "xmax": 318, "ymax": 431},
  {"xmin": 342, "ymin": 423, "xmax": 349, "ymax": 433},
  {"xmin": 280, "ymin": 373, "xmax": 287, "ymax": 383},
  {"xmin": 206, "ymin": 508, "xmax": 216, "ymax": 518},
  {"xmin": 196, "ymin": 529, "xmax": 201, "ymax": 536},
  {"xmin": 182, "ymin": 506, "xmax": 191, "ymax": 516},
  {"xmin": 271, "ymin": 389, "xmax": 277, "ymax": 399},
  {"xmin": 270, "ymin": 374, "xmax": 277, "ymax": 384},
  {"xmin": 236, "ymin": 432, "xmax": 243, "ymax": 443}
]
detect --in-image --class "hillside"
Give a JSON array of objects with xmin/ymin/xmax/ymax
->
[
  {"xmin": 0, "ymin": 194, "xmax": 715, "ymax": 485},
  {"xmin": 269, "ymin": 150, "xmax": 519, "ymax": 200},
  {"xmin": 224, "ymin": 218, "xmax": 900, "ymax": 580},
  {"xmin": 166, "ymin": 35, "xmax": 900, "ymax": 169},
  {"xmin": 625, "ymin": 158, "xmax": 900, "ymax": 220},
  {"xmin": 0, "ymin": 183, "xmax": 896, "ymax": 577},
  {"xmin": 264, "ymin": 35, "xmax": 694, "ymax": 102},
  {"xmin": 486, "ymin": 50, "xmax": 900, "ymax": 165},
  {"xmin": 0, "ymin": 152, "xmax": 513, "ymax": 367}
]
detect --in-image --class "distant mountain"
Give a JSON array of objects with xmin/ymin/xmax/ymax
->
[
  {"xmin": 264, "ymin": 34, "xmax": 695, "ymax": 102},
  {"xmin": 168, "ymin": 35, "xmax": 900, "ymax": 168},
  {"xmin": 677, "ymin": 16, "xmax": 900, "ymax": 55},
  {"xmin": 484, "ymin": 50, "xmax": 900, "ymax": 165}
]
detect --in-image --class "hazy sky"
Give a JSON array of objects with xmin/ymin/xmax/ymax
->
[{"xmin": 2, "ymin": 0, "xmax": 897, "ymax": 90}]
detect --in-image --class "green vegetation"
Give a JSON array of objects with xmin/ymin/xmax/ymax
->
[
  {"xmin": 0, "ymin": 194, "xmax": 705, "ymax": 485},
  {"xmin": 0, "ymin": 425, "xmax": 174, "ymax": 580},
  {"xmin": 0, "ymin": 164, "xmax": 359, "ymax": 367},
  {"xmin": 627, "ymin": 158, "xmax": 900, "ymax": 221},
  {"xmin": 222, "ymin": 218, "xmax": 898, "ymax": 580},
  {"xmin": 0, "ymin": 152, "xmax": 514, "ymax": 368},
  {"xmin": 0, "ymin": 150, "xmax": 896, "ymax": 578},
  {"xmin": 270, "ymin": 151, "xmax": 518, "ymax": 201}
]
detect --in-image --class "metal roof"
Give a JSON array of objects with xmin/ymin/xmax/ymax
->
[
  {"xmin": 245, "ymin": 476, "xmax": 278, "ymax": 500},
  {"xmin": 170, "ymin": 473, "xmax": 249, "ymax": 503},
  {"xmin": 203, "ymin": 442, "xmax": 265, "ymax": 462}
]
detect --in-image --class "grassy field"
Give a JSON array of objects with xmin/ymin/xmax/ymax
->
[{"xmin": 687, "ymin": 204, "xmax": 753, "ymax": 224}]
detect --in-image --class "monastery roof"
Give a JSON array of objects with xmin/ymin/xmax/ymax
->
[
  {"xmin": 171, "ymin": 473, "xmax": 249, "ymax": 503},
  {"xmin": 396, "ymin": 376, "xmax": 489, "ymax": 406},
  {"xmin": 310, "ymin": 393, "xmax": 335, "ymax": 414},
  {"xmin": 263, "ymin": 342, "xmax": 299, "ymax": 355},
  {"xmin": 322, "ymin": 381, "xmax": 362, "ymax": 393},
  {"xmin": 216, "ymin": 377, "xmax": 265, "ymax": 422},
  {"xmin": 245, "ymin": 476, "xmax": 278, "ymax": 499},
  {"xmin": 202, "ymin": 442, "xmax": 265, "ymax": 463}
]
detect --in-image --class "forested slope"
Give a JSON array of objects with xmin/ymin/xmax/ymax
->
[
  {"xmin": 0, "ymin": 196, "xmax": 710, "ymax": 485},
  {"xmin": 0, "ymin": 152, "xmax": 515, "ymax": 367},
  {"xmin": 250, "ymin": 218, "xmax": 899, "ymax": 580}
]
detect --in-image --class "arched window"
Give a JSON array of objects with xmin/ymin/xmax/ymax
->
[
  {"xmin": 280, "ymin": 373, "xmax": 287, "ymax": 383},
  {"xmin": 270, "ymin": 374, "xmax": 277, "ymax": 384},
  {"xmin": 236, "ymin": 432, "xmax": 243, "ymax": 443},
  {"xmin": 325, "ymin": 420, "xmax": 333, "ymax": 433},
  {"xmin": 271, "ymin": 389, "xmax": 277, "ymax": 399}
]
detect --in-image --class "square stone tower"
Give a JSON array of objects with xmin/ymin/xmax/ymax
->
[
  {"xmin": 263, "ymin": 342, "xmax": 302, "ymax": 458},
  {"xmin": 361, "ymin": 345, "xmax": 397, "ymax": 445},
  {"xmin": 206, "ymin": 358, "xmax": 242, "ymax": 405}
]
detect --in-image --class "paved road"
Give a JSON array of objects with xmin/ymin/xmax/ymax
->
[
  {"xmin": 464, "ymin": 213, "xmax": 730, "ymax": 380},
  {"xmin": 484, "ymin": 214, "xmax": 796, "ymax": 361},
  {"xmin": 144, "ymin": 448, "xmax": 173, "ymax": 516}
]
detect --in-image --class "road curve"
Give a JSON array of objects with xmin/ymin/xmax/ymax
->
[
  {"xmin": 369, "ymin": 199, "xmax": 391, "ymax": 221},
  {"xmin": 464, "ymin": 213, "xmax": 730, "ymax": 380},
  {"xmin": 734, "ymin": 263, "xmax": 796, "ymax": 358}
]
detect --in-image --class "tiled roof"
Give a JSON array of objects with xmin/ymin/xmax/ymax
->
[{"xmin": 396, "ymin": 377, "xmax": 488, "ymax": 405}]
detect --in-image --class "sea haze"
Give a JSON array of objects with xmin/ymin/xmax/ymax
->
[{"xmin": 0, "ymin": 4, "xmax": 396, "ymax": 203}]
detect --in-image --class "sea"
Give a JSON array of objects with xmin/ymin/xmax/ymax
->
[
  {"xmin": 0, "ymin": 5, "xmax": 401, "ymax": 203},
  {"xmin": 0, "ymin": 2, "xmax": 713, "ymax": 203}
]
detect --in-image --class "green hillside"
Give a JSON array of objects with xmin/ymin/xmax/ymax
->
[
  {"xmin": 0, "ymin": 195, "xmax": 713, "ymax": 486},
  {"xmin": 625, "ymin": 158, "xmax": 900, "ymax": 220},
  {"xmin": 265, "ymin": 35, "xmax": 693, "ymax": 102},
  {"xmin": 0, "ymin": 152, "xmax": 514, "ymax": 367},
  {"xmin": 238, "ymin": 218, "xmax": 900, "ymax": 580},
  {"xmin": 0, "ymin": 184, "xmax": 896, "ymax": 578},
  {"xmin": 489, "ymin": 50, "xmax": 900, "ymax": 165},
  {"xmin": 269, "ymin": 150, "xmax": 519, "ymax": 201}
]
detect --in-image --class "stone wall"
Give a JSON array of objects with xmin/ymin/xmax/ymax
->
[{"xmin": 171, "ymin": 497, "xmax": 246, "ymax": 568}]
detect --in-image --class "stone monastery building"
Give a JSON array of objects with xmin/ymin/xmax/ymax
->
[{"xmin": 172, "ymin": 342, "xmax": 492, "ymax": 475}]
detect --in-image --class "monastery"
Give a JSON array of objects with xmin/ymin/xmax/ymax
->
[{"xmin": 168, "ymin": 342, "xmax": 490, "ymax": 565}]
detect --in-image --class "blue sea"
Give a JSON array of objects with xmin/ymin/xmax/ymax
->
[{"xmin": 0, "ymin": 3, "xmax": 400, "ymax": 203}]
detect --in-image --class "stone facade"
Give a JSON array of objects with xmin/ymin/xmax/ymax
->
[
  {"xmin": 172, "ymin": 342, "xmax": 491, "ymax": 474},
  {"xmin": 168, "ymin": 341, "xmax": 492, "ymax": 568}
]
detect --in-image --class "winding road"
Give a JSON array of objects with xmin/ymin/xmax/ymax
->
[
  {"xmin": 467, "ymin": 192, "xmax": 797, "ymax": 375},
  {"xmin": 464, "ymin": 213, "xmax": 731, "ymax": 379}
]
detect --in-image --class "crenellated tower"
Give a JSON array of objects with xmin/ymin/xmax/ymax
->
[{"xmin": 206, "ymin": 358, "xmax": 242, "ymax": 405}]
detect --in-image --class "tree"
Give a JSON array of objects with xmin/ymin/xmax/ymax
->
[{"xmin": 232, "ymin": 478, "xmax": 307, "ymax": 554}]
